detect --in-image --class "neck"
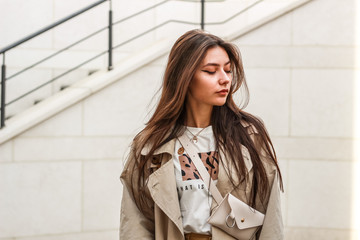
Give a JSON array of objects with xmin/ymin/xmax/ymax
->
[{"xmin": 185, "ymin": 101, "xmax": 213, "ymax": 128}]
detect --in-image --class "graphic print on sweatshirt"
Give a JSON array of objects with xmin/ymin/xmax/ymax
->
[
  {"xmin": 173, "ymin": 126, "xmax": 217, "ymax": 234},
  {"xmin": 179, "ymin": 151, "xmax": 219, "ymax": 181}
]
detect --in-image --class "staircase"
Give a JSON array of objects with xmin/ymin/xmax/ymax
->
[{"xmin": 0, "ymin": 0, "xmax": 312, "ymax": 144}]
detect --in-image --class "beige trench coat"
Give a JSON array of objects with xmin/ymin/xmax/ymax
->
[{"xmin": 120, "ymin": 132, "xmax": 283, "ymax": 240}]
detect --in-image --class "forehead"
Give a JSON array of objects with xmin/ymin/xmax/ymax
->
[{"xmin": 201, "ymin": 46, "xmax": 230, "ymax": 64}]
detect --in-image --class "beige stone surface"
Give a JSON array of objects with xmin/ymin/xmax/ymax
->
[
  {"xmin": 15, "ymin": 230, "xmax": 118, "ymax": 240},
  {"xmin": 52, "ymin": 69, "xmax": 89, "ymax": 93},
  {"xmin": 284, "ymin": 227, "xmax": 357, "ymax": 240},
  {"xmin": 150, "ymin": 55, "xmax": 168, "ymax": 67},
  {"xmin": 292, "ymin": 0, "xmax": 356, "ymax": 46},
  {"xmin": 83, "ymin": 160, "xmax": 123, "ymax": 230},
  {"xmin": 53, "ymin": 4, "xmax": 108, "ymax": 50},
  {"xmin": 6, "ymin": 68, "xmax": 52, "ymax": 101},
  {"xmin": 82, "ymin": 65, "xmax": 163, "ymax": 136},
  {"xmin": 290, "ymin": 46, "xmax": 358, "ymax": 69},
  {"xmin": 237, "ymin": 45, "xmax": 292, "ymax": 68},
  {"xmin": 112, "ymin": 0, "xmax": 158, "ymax": 19},
  {"xmin": 6, "ymin": 68, "xmax": 53, "ymax": 117},
  {"xmin": 6, "ymin": 49, "xmax": 106, "ymax": 70},
  {"xmin": 155, "ymin": 1, "xmax": 199, "ymax": 24},
  {"xmin": 244, "ymin": 68, "xmax": 291, "ymax": 136},
  {"xmin": 291, "ymin": 69, "xmax": 354, "ymax": 138},
  {"xmin": 111, "ymin": 8, "xmax": 156, "ymax": 52},
  {"xmin": 239, "ymin": 46, "xmax": 358, "ymax": 69},
  {"xmin": 19, "ymin": 104, "xmax": 82, "ymax": 137},
  {"xmin": 0, "ymin": 140, "xmax": 12, "ymax": 162},
  {"xmin": 0, "ymin": 0, "xmax": 53, "ymax": 49},
  {"xmin": 235, "ymin": 12, "xmax": 292, "ymax": 46},
  {"xmin": 13, "ymin": 137, "xmax": 130, "ymax": 161},
  {"xmin": 0, "ymin": 162, "xmax": 82, "ymax": 238},
  {"xmin": 273, "ymin": 137, "xmax": 355, "ymax": 161},
  {"xmin": 287, "ymin": 160, "xmax": 353, "ymax": 229}
]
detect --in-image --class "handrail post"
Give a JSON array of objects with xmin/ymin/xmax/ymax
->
[
  {"xmin": 1, "ymin": 53, "xmax": 6, "ymax": 128},
  {"xmin": 201, "ymin": 0, "xmax": 205, "ymax": 30},
  {"xmin": 108, "ymin": 0, "xmax": 113, "ymax": 71}
]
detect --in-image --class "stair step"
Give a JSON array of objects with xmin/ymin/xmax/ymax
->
[
  {"xmin": 60, "ymin": 85, "xmax": 69, "ymax": 91},
  {"xmin": 33, "ymin": 99, "xmax": 43, "ymax": 105}
]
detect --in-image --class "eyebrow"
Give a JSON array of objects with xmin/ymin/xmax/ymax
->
[{"xmin": 202, "ymin": 61, "xmax": 231, "ymax": 67}]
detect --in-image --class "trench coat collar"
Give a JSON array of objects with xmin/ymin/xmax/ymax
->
[
  {"xmin": 140, "ymin": 137, "xmax": 253, "ymax": 174},
  {"xmin": 140, "ymin": 138, "xmax": 176, "ymax": 156},
  {"xmin": 143, "ymin": 138, "xmax": 253, "ymax": 191}
]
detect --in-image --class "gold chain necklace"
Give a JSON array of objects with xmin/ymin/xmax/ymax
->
[
  {"xmin": 177, "ymin": 126, "xmax": 207, "ymax": 155},
  {"xmin": 186, "ymin": 127, "xmax": 206, "ymax": 143}
]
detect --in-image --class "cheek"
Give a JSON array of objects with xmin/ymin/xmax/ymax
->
[
  {"xmin": 189, "ymin": 73, "xmax": 219, "ymax": 99},
  {"xmin": 196, "ymin": 75, "xmax": 216, "ymax": 89},
  {"xmin": 189, "ymin": 75, "xmax": 206, "ymax": 91}
]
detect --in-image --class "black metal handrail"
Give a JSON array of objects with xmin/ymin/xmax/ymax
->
[
  {"xmin": 0, "ymin": 0, "xmax": 111, "ymax": 128},
  {"xmin": 0, "ymin": 0, "xmax": 260, "ymax": 129},
  {"xmin": 111, "ymin": 0, "xmax": 263, "ymax": 52},
  {"xmin": 206, "ymin": 0, "xmax": 262, "ymax": 25},
  {"xmin": 0, "ymin": 0, "xmax": 108, "ymax": 55},
  {"xmin": 6, "ymin": 26, "xmax": 109, "ymax": 82}
]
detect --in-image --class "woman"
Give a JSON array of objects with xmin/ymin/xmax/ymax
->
[{"xmin": 120, "ymin": 29, "xmax": 283, "ymax": 240}]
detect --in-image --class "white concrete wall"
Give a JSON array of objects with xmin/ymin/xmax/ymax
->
[
  {"xmin": 233, "ymin": 0, "xmax": 359, "ymax": 238},
  {"xmin": 0, "ymin": 0, "xmax": 359, "ymax": 239}
]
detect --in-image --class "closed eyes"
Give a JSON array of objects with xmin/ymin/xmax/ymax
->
[{"xmin": 202, "ymin": 70, "xmax": 232, "ymax": 74}]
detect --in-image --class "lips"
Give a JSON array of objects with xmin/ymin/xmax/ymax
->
[{"xmin": 217, "ymin": 89, "xmax": 229, "ymax": 93}]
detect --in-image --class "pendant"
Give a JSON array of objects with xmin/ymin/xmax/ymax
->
[
  {"xmin": 192, "ymin": 136, "xmax": 198, "ymax": 143},
  {"xmin": 177, "ymin": 147, "xmax": 184, "ymax": 155}
]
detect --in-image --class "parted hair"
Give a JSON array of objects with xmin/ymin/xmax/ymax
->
[{"xmin": 127, "ymin": 29, "xmax": 283, "ymax": 219}]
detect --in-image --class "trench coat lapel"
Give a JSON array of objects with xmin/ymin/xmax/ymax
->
[
  {"xmin": 147, "ymin": 160, "xmax": 184, "ymax": 236},
  {"xmin": 145, "ymin": 140, "xmax": 184, "ymax": 237}
]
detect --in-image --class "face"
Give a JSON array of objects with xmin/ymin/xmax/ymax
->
[{"xmin": 187, "ymin": 46, "xmax": 232, "ymax": 108}]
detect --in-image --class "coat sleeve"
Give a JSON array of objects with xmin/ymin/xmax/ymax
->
[
  {"xmin": 119, "ymin": 182, "xmax": 155, "ymax": 240},
  {"xmin": 241, "ymin": 119, "xmax": 284, "ymax": 240},
  {"xmin": 258, "ymin": 171, "xmax": 284, "ymax": 240},
  {"xmin": 119, "ymin": 150, "xmax": 155, "ymax": 240}
]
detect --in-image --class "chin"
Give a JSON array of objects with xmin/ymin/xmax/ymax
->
[{"xmin": 213, "ymin": 101, "xmax": 227, "ymax": 106}]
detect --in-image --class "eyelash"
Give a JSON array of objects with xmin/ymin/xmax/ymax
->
[{"xmin": 202, "ymin": 70, "xmax": 232, "ymax": 74}]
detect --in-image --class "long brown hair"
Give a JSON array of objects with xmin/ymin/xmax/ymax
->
[{"xmin": 128, "ymin": 29, "xmax": 282, "ymax": 218}]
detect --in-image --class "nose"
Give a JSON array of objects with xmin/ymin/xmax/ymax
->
[{"xmin": 219, "ymin": 70, "xmax": 231, "ymax": 85}]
